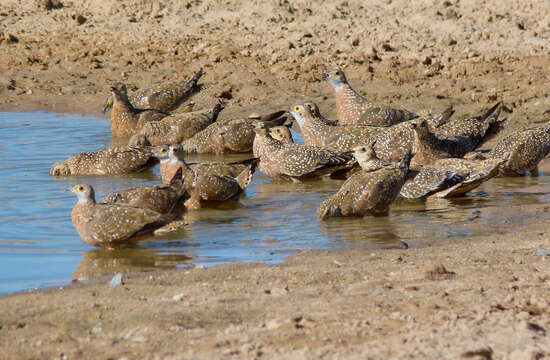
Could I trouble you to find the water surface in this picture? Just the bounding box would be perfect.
[1,112,549,295]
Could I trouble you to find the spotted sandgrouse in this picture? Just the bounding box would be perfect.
[317,148,412,219]
[128,102,224,146]
[252,124,355,182]
[435,102,505,157]
[110,86,169,138]
[71,184,170,247]
[102,70,203,113]
[290,103,384,151]
[326,68,417,126]
[400,157,504,199]
[182,110,287,154]
[99,168,188,215]
[485,124,550,176]
[369,106,454,163]
[50,146,158,176]
[153,145,256,209]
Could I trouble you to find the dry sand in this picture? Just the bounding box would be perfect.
[1,0,550,358]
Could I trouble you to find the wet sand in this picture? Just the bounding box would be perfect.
[1,0,550,358]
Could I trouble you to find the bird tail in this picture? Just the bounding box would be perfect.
[208,101,225,122]
[186,69,203,90]
[432,105,455,127]
[235,165,254,190]
[476,103,506,149]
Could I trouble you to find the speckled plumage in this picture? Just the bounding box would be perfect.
[290,103,384,152]
[110,86,169,138]
[372,107,455,163]
[71,184,170,247]
[102,70,203,113]
[400,166,462,199]
[50,146,158,176]
[303,102,339,126]
[486,124,550,176]
[400,157,503,199]
[410,119,457,166]
[181,119,249,154]
[352,143,391,172]
[153,145,256,209]
[435,103,505,156]
[410,104,505,167]
[99,169,188,215]
[129,102,224,146]
[252,126,355,182]
[127,134,152,147]
[326,69,417,126]
[318,150,412,219]
[182,111,288,154]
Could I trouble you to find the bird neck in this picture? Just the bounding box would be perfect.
[342,84,367,104]
[77,196,95,205]
[113,93,137,113]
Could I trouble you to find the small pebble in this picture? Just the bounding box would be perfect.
[370,289,382,296]
[172,293,185,301]
[109,273,123,287]
[534,250,550,256]
[91,323,102,334]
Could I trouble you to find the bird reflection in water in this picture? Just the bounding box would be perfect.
[72,246,194,281]
[318,216,403,247]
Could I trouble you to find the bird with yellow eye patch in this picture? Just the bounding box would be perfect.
[326,68,417,126]
[102,70,203,114]
[50,146,158,176]
[70,184,171,247]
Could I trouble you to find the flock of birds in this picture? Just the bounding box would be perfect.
[50,68,550,248]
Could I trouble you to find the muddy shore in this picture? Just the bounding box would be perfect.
[1,0,550,358]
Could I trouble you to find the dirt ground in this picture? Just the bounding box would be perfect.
[1,0,550,358]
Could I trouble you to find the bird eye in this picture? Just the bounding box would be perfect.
[159,148,167,154]
[332,72,340,78]
[294,106,301,112]
[78,186,84,191]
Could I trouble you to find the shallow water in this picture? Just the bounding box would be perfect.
[1,112,549,295]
